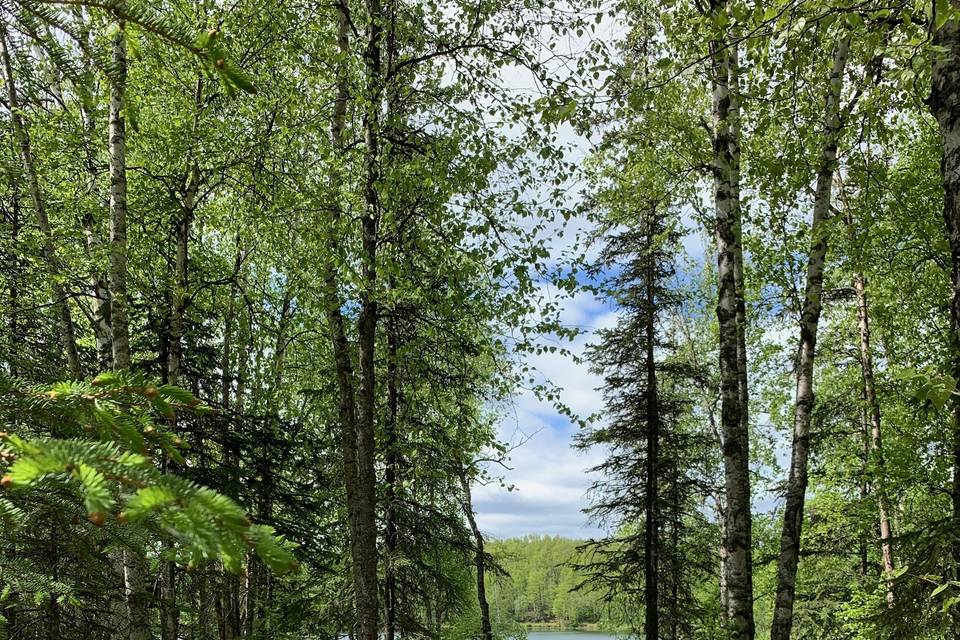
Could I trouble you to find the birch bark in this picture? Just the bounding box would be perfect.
[709,14,754,635]
[770,36,849,640]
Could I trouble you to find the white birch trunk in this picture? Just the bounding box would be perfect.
[770,36,849,640]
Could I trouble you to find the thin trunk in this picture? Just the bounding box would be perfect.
[710,10,753,636]
[83,213,113,369]
[220,569,240,640]
[78,31,112,370]
[854,273,895,603]
[198,572,214,640]
[384,314,399,640]
[354,0,385,636]
[161,171,191,640]
[107,25,148,640]
[460,471,493,640]
[244,560,256,638]
[166,176,194,386]
[219,250,241,640]
[221,291,234,406]
[858,404,870,578]
[108,25,131,372]
[930,16,960,637]
[123,548,149,640]
[770,36,849,640]
[160,560,178,640]
[644,241,660,640]
[161,76,202,640]
[7,178,20,376]
[0,26,81,378]
[669,462,681,640]
[168,76,202,387]
[326,8,362,631]
[47,531,61,640]
[247,290,291,637]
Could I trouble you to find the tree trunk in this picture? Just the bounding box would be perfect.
[323,2,380,638]
[249,289,291,637]
[384,313,399,640]
[124,548,150,640]
[460,471,493,640]
[160,559,178,640]
[197,571,214,640]
[161,72,205,640]
[77,30,112,371]
[858,405,870,578]
[82,213,113,369]
[930,13,960,637]
[221,248,240,409]
[108,25,131,372]
[669,461,681,640]
[354,0,385,637]
[219,247,242,640]
[166,173,194,386]
[6,176,20,377]
[770,36,849,640]
[853,273,896,604]
[728,37,749,452]
[709,11,753,636]
[644,241,660,640]
[107,24,149,640]
[0,25,81,378]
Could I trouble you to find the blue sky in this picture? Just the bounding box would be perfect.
[472,211,714,540]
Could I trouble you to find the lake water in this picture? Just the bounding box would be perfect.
[528,632,623,640]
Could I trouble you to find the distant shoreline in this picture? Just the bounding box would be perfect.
[521,623,603,632]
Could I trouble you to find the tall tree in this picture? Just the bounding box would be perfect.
[709,11,754,637]
[853,271,896,604]
[0,25,81,379]
[930,5,960,635]
[770,35,850,640]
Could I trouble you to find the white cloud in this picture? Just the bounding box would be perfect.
[474,287,614,539]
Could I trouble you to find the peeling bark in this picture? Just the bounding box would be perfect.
[108,25,131,373]
[710,14,753,636]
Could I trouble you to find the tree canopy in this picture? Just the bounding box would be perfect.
[0,0,960,639]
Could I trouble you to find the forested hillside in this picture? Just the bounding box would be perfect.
[2,0,960,639]
[486,537,611,628]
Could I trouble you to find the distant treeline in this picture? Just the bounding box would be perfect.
[485,536,628,628]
